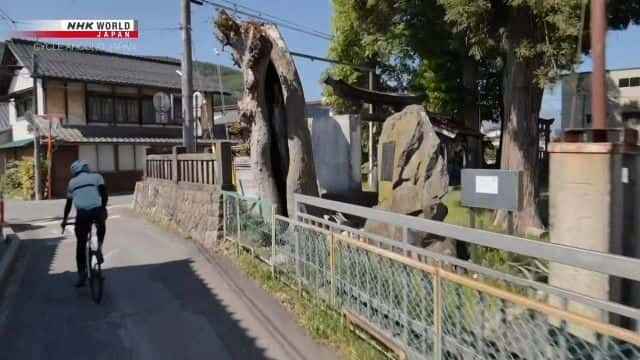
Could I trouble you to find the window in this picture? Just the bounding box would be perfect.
[623,111,640,124]
[87,94,114,123]
[78,145,98,171]
[118,145,135,171]
[114,97,139,123]
[630,77,640,87]
[97,145,116,172]
[142,98,155,124]
[15,96,33,117]
[79,144,146,173]
[135,145,146,170]
[619,78,630,88]
[172,95,182,124]
[585,114,592,124]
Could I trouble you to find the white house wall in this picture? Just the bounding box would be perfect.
[562,68,640,129]
[8,68,32,94]
[36,79,44,115]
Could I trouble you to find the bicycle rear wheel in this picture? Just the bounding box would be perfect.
[89,254,103,304]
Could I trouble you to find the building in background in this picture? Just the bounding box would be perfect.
[0,38,238,196]
[561,67,640,132]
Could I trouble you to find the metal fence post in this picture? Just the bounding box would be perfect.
[295,225,302,294]
[271,204,276,277]
[402,226,409,257]
[329,227,336,305]
[223,193,227,241]
[235,195,241,256]
[433,265,443,360]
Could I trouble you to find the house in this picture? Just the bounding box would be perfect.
[561,67,640,132]
[0,38,238,197]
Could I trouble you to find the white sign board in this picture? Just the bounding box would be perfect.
[475,176,499,195]
[461,169,521,210]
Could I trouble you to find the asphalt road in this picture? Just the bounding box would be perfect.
[0,196,336,360]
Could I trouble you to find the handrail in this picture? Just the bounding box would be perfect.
[294,194,640,282]
[177,153,216,161]
[295,212,640,322]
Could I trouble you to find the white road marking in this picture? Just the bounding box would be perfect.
[107,204,130,210]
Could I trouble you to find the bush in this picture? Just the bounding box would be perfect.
[1,156,47,199]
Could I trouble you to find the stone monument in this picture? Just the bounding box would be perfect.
[364,105,453,255]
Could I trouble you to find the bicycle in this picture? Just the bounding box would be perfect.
[62,221,104,304]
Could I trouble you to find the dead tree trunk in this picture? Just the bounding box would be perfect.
[216,11,318,216]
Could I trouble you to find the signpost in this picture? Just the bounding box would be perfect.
[461,169,522,235]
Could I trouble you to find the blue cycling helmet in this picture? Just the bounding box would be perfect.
[70,160,89,175]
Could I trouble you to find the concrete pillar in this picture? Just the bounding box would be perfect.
[548,128,640,337]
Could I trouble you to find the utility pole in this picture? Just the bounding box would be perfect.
[181,0,195,152]
[32,52,42,200]
[368,71,377,189]
[46,117,54,200]
[590,0,607,131]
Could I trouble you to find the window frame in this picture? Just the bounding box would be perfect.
[85,85,188,126]
[618,78,630,88]
[15,95,33,118]
[87,92,115,124]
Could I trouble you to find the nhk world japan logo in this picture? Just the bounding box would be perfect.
[18,20,138,39]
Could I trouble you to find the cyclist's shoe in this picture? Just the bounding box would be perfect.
[96,250,104,265]
[74,273,86,287]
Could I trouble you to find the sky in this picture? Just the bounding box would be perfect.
[2,0,640,123]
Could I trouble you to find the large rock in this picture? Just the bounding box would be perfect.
[364,105,453,255]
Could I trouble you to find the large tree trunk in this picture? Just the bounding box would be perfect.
[462,56,481,168]
[216,12,318,216]
[495,40,544,231]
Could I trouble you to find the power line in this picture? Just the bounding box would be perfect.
[214,0,331,39]
[198,0,332,41]
[0,7,17,28]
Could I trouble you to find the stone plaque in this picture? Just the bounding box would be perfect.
[381,141,395,181]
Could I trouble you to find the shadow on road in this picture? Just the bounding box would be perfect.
[0,237,271,360]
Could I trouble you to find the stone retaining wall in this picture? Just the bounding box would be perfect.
[133,179,223,252]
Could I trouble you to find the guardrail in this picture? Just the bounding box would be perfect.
[223,191,640,360]
[144,143,233,188]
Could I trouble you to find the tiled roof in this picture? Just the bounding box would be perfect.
[34,117,209,144]
[0,138,33,149]
[6,38,228,93]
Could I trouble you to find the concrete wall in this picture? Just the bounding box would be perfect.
[307,114,361,195]
[548,148,640,333]
[133,179,224,252]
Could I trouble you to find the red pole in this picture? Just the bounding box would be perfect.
[590,0,607,130]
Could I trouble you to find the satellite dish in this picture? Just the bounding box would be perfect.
[153,92,171,113]
[193,91,204,118]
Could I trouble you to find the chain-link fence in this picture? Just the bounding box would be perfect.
[222,192,640,360]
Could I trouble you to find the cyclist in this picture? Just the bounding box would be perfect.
[61,160,108,287]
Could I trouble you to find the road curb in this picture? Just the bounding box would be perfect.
[0,226,21,290]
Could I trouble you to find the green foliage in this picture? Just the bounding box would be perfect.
[1,157,47,200]
[325,0,500,116]
[438,0,640,87]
